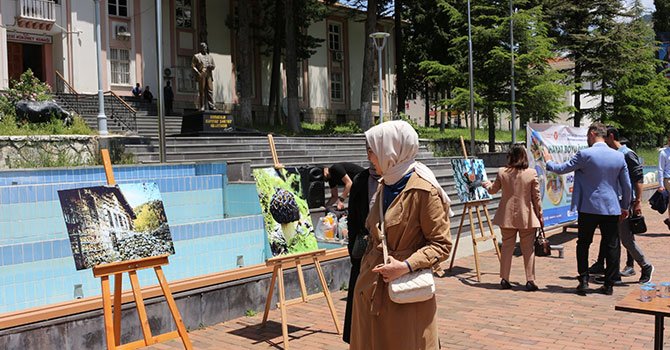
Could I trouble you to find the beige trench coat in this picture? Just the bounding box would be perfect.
[488,167,542,229]
[350,173,452,350]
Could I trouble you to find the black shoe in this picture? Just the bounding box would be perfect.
[501,279,512,290]
[598,285,614,295]
[664,218,670,230]
[639,265,654,284]
[593,276,624,286]
[576,276,589,295]
[620,265,636,277]
[526,281,539,292]
[588,262,606,275]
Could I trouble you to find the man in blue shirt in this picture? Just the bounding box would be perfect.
[545,123,632,295]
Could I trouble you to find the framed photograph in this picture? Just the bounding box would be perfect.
[253,167,318,257]
[451,158,492,203]
[58,183,174,270]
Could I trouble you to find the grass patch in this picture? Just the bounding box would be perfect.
[416,126,527,142]
[0,114,94,136]
[637,147,659,167]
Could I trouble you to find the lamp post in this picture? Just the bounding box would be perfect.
[509,0,517,144]
[370,32,390,124]
[155,0,166,163]
[93,0,108,135]
[467,0,476,155]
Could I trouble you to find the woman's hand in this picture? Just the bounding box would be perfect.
[372,256,411,283]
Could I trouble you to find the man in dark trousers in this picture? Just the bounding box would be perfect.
[323,162,364,210]
[164,80,174,115]
[545,122,632,295]
[589,126,654,284]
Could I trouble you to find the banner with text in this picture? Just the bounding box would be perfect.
[527,123,589,227]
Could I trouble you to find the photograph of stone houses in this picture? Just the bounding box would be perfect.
[57,183,174,270]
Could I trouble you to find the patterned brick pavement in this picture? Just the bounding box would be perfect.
[148,205,670,349]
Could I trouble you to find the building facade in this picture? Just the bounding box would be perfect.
[0,0,396,123]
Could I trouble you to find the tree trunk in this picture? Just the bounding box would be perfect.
[573,61,582,127]
[360,0,377,130]
[285,0,301,132]
[267,0,284,126]
[236,1,253,126]
[446,86,452,128]
[424,82,430,127]
[487,105,495,152]
[439,88,445,132]
[394,0,405,115]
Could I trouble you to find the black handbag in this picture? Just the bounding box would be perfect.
[534,227,551,257]
[629,215,647,234]
[350,234,368,259]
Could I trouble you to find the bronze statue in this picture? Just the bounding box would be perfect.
[192,42,216,110]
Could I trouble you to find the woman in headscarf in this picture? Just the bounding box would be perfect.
[350,120,453,350]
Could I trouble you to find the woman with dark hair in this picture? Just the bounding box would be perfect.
[484,145,543,291]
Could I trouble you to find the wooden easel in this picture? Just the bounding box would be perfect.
[448,137,501,281]
[261,249,341,349]
[94,149,192,350]
[262,136,341,349]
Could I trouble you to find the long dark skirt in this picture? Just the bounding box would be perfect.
[342,257,361,344]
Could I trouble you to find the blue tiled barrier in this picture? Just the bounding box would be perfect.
[0,162,269,314]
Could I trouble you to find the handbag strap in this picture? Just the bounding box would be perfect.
[537,226,546,239]
[378,190,390,265]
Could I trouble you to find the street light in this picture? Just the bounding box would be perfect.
[93,0,108,135]
[509,0,517,144]
[467,0,476,155]
[370,32,390,124]
[155,0,166,163]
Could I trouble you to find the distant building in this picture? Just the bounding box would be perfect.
[0,0,396,124]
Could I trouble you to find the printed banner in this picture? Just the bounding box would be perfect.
[527,123,589,226]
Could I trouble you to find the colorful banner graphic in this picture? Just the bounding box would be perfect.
[527,123,589,227]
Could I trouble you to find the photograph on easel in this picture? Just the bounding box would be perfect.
[253,167,318,256]
[58,183,175,270]
[451,158,492,203]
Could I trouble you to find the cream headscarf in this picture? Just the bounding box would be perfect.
[364,120,453,215]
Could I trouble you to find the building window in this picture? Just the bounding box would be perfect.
[177,55,197,93]
[108,0,128,17]
[110,48,130,85]
[331,72,343,101]
[328,23,341,51]
[176,0,193,28]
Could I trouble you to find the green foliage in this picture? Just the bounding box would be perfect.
[0,114,94,136]
[245,309,258,317]
[133,201,165,232]
[0,69,53,123]
[8,151,93,169]
[415,126,527,143]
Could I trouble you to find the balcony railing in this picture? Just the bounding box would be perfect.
[18,0,56,22]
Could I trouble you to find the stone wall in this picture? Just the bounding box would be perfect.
[0,135,143,169]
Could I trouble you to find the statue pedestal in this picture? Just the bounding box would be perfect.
[180,111,235,135]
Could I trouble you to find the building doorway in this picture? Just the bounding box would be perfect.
[7,42,45,83]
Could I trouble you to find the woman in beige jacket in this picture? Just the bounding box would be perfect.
[485,145,543,291]
[350,121,452,350]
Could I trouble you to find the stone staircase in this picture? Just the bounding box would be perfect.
[53,93,183,136]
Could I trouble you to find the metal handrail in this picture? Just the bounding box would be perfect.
[104,90,137,132]
[55,70,78,95]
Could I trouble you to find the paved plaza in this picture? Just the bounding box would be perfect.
[148,205,670,349]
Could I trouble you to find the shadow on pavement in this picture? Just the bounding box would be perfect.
[228,320,339,349]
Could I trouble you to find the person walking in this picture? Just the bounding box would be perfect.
[484,145,543,291]
[350,120,453,350]
[163,80,174,115]
[658,133,670,229]
[342,166,380,344]
[544,122,632,295]
[589,126,654,284]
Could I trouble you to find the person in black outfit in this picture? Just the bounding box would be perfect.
[142,86,154,103]
[323,162,364,210]
[164,80,174,115]
[343,166,380,344]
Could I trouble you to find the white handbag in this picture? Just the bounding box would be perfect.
[379,192,436,304]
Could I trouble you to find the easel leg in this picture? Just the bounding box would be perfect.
[295,261,308,302]
[277,265,290,349]
[128,271,155,346]
[262,265,279,326]
[155,266,193,350]
[467,206,482,282]
[113,273,123,346]
[482,205,501,260]
[101,276,116,350]
[449,206,468,271]
[313,257,342,335]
